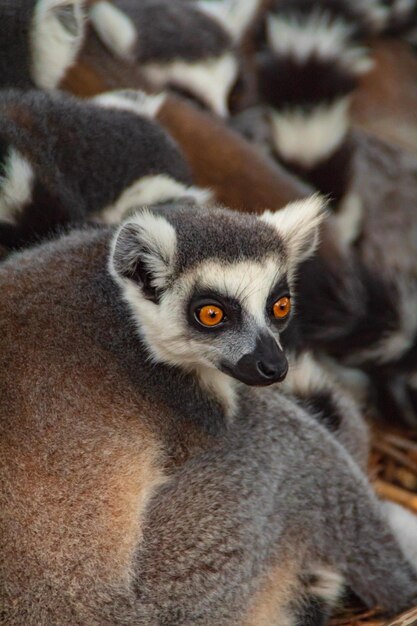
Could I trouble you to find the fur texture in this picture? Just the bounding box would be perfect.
[89,0,240,115]
[0,89,206,250]
[0,0,85,89]
[256,0,375,204]
[1,206,416,624]
[109,200,325,412]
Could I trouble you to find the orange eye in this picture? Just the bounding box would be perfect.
[197,304,224,327]
[273,296,291,320]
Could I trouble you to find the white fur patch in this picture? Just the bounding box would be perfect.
[261,195,327,268]
[283,352,333,397]
[197,0,261,40]
[266,13,373,75]
[90,0,137,61]
[333,192,363,246]
[92,90,166,118]
[142,53,238,117]
[98,175,212,225]
[0,149,34,223]
[270,99,350,168]
[110,209,177,293]
[307,566,344,605]
[361,2,391,32]
[196,258,286,324]
[30,0,86,89]
[195,365,237,418]
[382,501,417,574]
[283,350,368,419]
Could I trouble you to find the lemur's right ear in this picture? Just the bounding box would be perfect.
[261,195,328,264]
[110,211,177,303]
[31,0,86,89]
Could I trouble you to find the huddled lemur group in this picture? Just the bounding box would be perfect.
[1,1,417,625]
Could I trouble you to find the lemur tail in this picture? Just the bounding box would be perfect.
[257,0,379,206]
[378,0,417,44]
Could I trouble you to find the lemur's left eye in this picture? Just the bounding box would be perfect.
[196,305,224,327]
[273,296,291,320]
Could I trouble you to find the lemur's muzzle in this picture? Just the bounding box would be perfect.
[222,333,288,386]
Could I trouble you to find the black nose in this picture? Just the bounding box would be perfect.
[256,358,288,381]
[221,333,288,386]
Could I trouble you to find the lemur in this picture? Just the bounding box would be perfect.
[2,198,417,625]
[230,0,417,425]
[0,88,209,250]
[0,0,86,90]
[88,0,261,116]
[232,0,379,210]
[60,9,417,426]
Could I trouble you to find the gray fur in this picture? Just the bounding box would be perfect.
[0,0,35,88]
[104,0,231,64]
[0,89,194,249]
[150,204,286,272]
[281,353,370,470]
[1,206,416,624]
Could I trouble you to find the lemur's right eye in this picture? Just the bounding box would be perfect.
[272,296,291,320]
[196,305,224,327]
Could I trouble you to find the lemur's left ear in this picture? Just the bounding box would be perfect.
[110,210,177,303]
[31,0,86,89]
[261,195,328,264]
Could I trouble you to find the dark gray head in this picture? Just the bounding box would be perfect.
[109,198,326,408]
[0,0,85,90]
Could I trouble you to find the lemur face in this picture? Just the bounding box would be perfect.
[110,198,326,387]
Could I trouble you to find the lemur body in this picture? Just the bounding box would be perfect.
[0,89,209,250]
[0,0,85,90]
[1,200,416,625]
[89,0,260,115]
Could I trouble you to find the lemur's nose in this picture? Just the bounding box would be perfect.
[256,358,288,381]
[221,332,288,387]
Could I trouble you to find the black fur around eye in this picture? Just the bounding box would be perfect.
[187,293,240,332]
[266,279,291,325]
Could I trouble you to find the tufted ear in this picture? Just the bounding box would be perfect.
[261,195,328,264]
[110,211,177,303]
[30,0,86,89]
[90,0,137,61]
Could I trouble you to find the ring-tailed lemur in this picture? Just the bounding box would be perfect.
[0,0,86,90]
[0,88,210,250]
[89,0,261,116]
[230,0,417,425]
[1,197,416,625]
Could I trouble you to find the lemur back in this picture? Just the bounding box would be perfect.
[0,89,209,250]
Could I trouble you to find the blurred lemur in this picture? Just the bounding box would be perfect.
[1,198,416,625]
[0,89,209,250]
[0,0,86,90]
